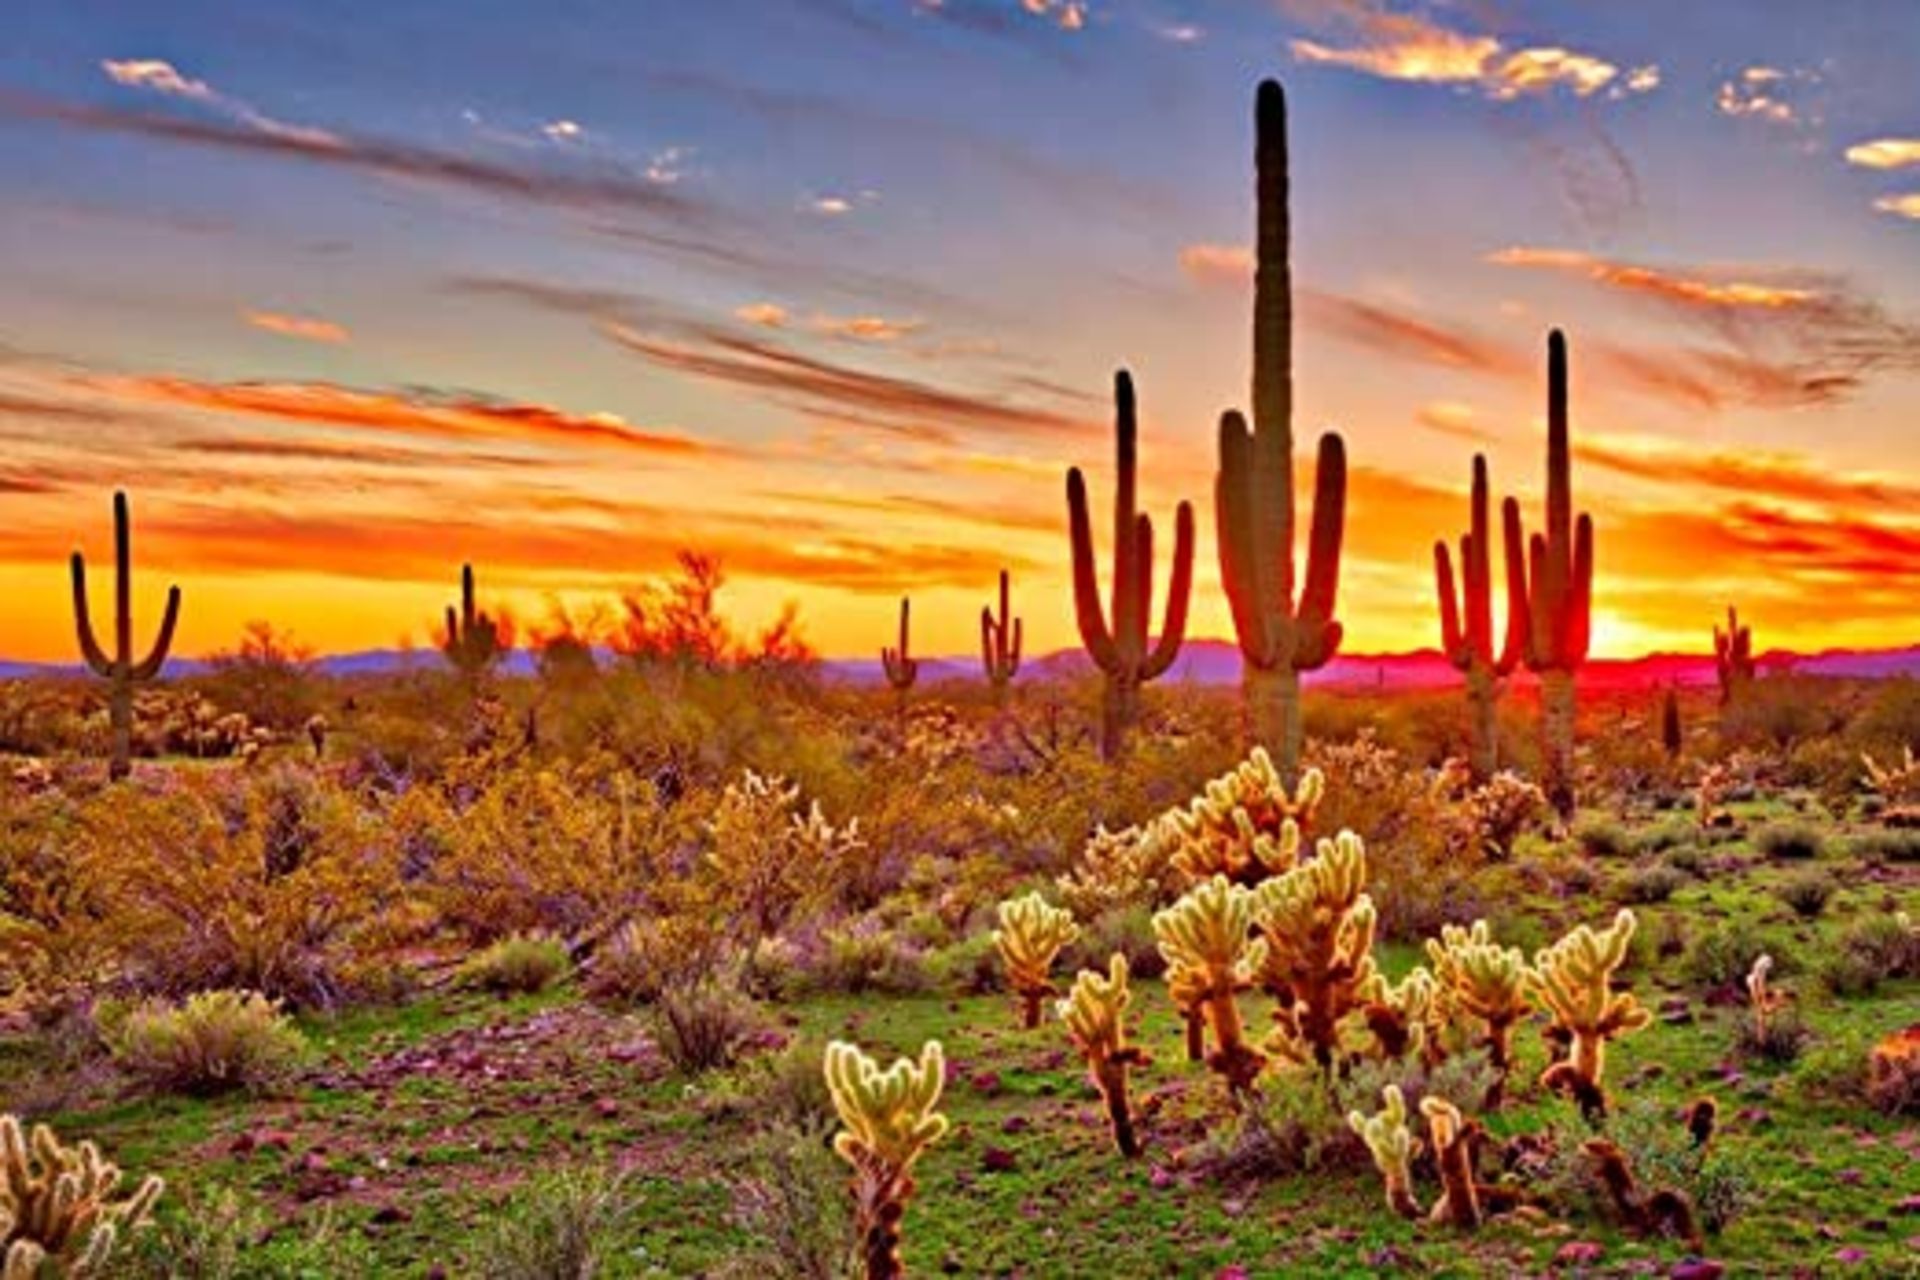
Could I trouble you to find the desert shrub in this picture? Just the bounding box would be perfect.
[197,622,324,735]
[1335,1050,1500,1131]
[1197,1087,1361,1184]
[1617,861,1686,904]
[1720,676,1841,750]
[124,1189,376,1279]
[418,761,647,943]
[469,1167,635,1280]
[651,981,768,1075]
[1683,920,1788,992]
[1572,816,1632,859]
[1867,1027,1920,1116]
[1066,904,1166,981]
[1849,829,1920,863]
[922,931,1000,995]
[101,989,307,1096]
[1774,872,1834,919]
[1599,1099,1761,1235]
[1632,819,1695,856]
[585,914,732,1006]
[1817,913,1920,997]
[459,933,572,995]
[801,919,930,996]
[1753,821,1824,861]
[1736,1004,1808,1064]
[1661,842,1708,878]
[717,1121,852,1280]
[704,769,866,940]
[1454,772,1546,860]
[705,1040,835,1131]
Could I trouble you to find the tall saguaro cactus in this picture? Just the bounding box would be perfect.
[1713,606,1753,705]
[71,491,180,781]
[881,596,918,704]
[1435,455,1525,778]
[442,563,502,679]
[1506,331,1594,819]
[979,569,1022,704]
[1067,370,1195,760]
[1216,78,1349,784]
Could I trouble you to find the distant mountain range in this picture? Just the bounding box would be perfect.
[5,640,1916,689]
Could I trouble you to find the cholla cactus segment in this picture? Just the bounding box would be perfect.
[1,1114,163,1278]
[1160,751,1323,887]
[1863,747,1920,806]
[1250,830,1379,1070]
[1348,1085,1421,1219]
[1426,919,1531,1082]
[1449,773,1545,861]
[1525,910,1651,1119]
[1355,966,1434,1064]
[993,893,1079,1028]
[1059,954,1148,1157]
[1152,877,1267,1090]
[1419,1096,1482,1229]
[824,1041,950,1280]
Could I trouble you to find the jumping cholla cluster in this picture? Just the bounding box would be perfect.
[1425,919,1532,1104]
[704,769,865,937]
[1862,746,1920,811]
[991,893,1079,1028]
[1054,822,1169,919]
[1,1115,163,1278]
[1157,751,1323,886]
[1152,876,1268,1088]
[1250,830,1380,1070]
[824,1040,950,1280]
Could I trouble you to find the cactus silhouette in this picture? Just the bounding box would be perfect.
[71,491,181,782]
[1435,455,1525,779]
[1067,370,1195,760]
[1661,687,1682,760]
[442,563,503,679]
[1216,78,1348,784]
[1506,330,1593,819]
[881,596,918,694]
[979,569,1021,704]
[1713,606,1753,705]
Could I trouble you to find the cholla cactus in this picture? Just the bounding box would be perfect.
[1419,1096,1481,1229]
[1055,823,1173,919]
[1525,909,1651,1123]
[1058,954,1149,1157]
[707,769,864,935]
[1426,919,1532,1103]
[1250,830,1379,1071]
[1695,763,1735,829]
[1152,876,1268,1091]
[992,894,1080,1028]
[1,1114,163,1278]
[1348,1085,1421,1220]
[1867,1023,1920,1116]
[1356,966,1435,1064]
[1745,953,1784,1044]
[1862,747,1920,807]
[1159,751,1323,887]
[1451,773,1545,861]
[825,1040,950,1280]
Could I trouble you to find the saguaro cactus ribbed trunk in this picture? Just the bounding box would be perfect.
[1067,370,1194,760]
[1713,606,1753,706]
[1435,455,1525,779]
[979,569,1021,706]
[1506,331,1594,819]
[71,491,181,781]
[1215,78,1348,785]
[881,596,918,721]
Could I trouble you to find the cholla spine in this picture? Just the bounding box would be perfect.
[1,1114,163,1278]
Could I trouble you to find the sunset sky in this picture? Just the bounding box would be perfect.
[2,0,1917,663]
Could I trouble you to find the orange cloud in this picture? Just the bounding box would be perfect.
[243,310,350,344]
[1178,242,1254,286]
[1874,193,1920,221]
[1575,432,1920,510]
[1487,247,1815,311]
[1414,401,1497,443]
[86,375,713,457]
[1300,291,1531,380]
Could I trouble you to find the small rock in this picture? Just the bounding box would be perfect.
[980,1147,1017,1173]
[1555,1241,1605,1267]
[1669,1261,1724,1280]
[369,1204,412,1226]
[1000,1114,1030,1135]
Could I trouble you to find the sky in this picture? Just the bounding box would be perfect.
[1,0,1917,663]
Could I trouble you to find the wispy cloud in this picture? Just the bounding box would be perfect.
[603,321,1093,444]
[1300,291,1532,380]
[1576,430,1920,510]
[1414,401,1497,443]
[1844,138,1920,170]
[734,301,924,343]
[85,376,714,458]
[100,57,340,146]
[243,310,350,345]
[1486,247,1817,311]
[1873,193,1920,221]
[1714,66,1818,129]
[1178,242,1254,286]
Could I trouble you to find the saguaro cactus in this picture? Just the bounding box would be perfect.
[1713,606,1753,705]
[979,570,1021,704]
[1216,78,1349,784]
[71,491,180,782]
[1067,370,1195,759]
[1506,331,1593,819]
[1435,455,1524,779]
[442,563,503,679]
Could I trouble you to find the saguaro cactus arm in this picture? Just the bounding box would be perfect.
[980,569,1022,685]
[70,492,181,681]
